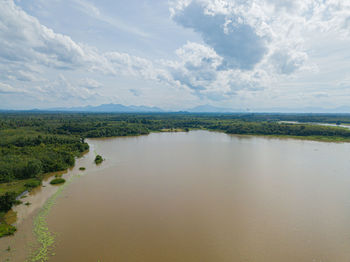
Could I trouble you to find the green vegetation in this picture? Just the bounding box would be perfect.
[2,112,350,236]
[30,175,76,262]
[0,192,17,212]
[0,192,18,237]
[94,155,103,164]
[0,223,16,237]
[0,178,40,196]
[79,167,86,171]
[50,178,66,185]
[25,179,42,188]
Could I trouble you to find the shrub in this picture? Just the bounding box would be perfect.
[94,155,103,164]
[50,178,66,185]
[79,167,86,171]
[24,179,41,188]
[0,192,17,212]
[0,223,17,238]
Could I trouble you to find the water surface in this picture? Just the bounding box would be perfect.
[4,130,350,261]
[47,131,350,261]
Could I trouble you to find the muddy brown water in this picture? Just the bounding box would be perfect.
[2,130,350,261]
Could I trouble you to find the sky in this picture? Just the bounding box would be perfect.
[1,0,350,111]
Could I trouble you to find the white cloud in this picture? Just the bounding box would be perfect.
[79,78,102,89]
[166,0,350,101]
[2,0,350,108]
[0,82,26,94]
[72,0,150,38]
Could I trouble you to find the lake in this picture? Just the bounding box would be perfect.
[3,130,350,261]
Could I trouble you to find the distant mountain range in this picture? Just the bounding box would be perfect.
[48,104,164,113]
[186,105,238,113]
[44,103,239,113]
[2,103,350,113]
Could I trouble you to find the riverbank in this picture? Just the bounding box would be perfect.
[0,143,98,261]
[0,147,89,238]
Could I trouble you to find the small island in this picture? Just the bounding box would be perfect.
[94,155,103,165]
[50,178,66,185]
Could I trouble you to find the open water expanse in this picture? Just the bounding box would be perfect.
[2,130,350,261]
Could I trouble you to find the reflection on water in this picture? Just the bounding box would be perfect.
[4,130,350,261]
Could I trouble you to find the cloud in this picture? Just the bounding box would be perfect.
[163,42,270,100]
[0,1,83,67]
[313,92,329,98]
[172,1,268,70]
[79,78,102,89]
[0,82,26,94]
[34,75,100,102]
[129,89,142,96]
[165,0,350,101]
[72,0,150,38]
[0,0,157,102]
[2,0,350,107]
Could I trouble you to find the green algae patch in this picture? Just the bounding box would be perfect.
[29,175,80,262]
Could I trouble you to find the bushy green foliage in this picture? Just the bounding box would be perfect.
[50,178,66,185]
[24,179,41,188]
[79,167,86,170]
[94,155,103,164]
[0,130,89,183]
[0,192,17,212]
[0,223,16,237]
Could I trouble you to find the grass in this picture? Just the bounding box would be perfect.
[0,223,16,237]
[49,178,66,185]
[24,179,42,188]
[0,178,39,196]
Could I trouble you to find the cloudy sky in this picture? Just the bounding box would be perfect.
[1,0,350,110]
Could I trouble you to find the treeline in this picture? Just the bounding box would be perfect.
[0,129,88,183]
[210,121,350,137]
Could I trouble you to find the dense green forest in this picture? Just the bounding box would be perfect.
[1,112,350,232]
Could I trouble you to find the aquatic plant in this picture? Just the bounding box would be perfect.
[79,167,86,171]
[30,175,74,261]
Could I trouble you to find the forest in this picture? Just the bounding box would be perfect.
[1,112,350,224]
